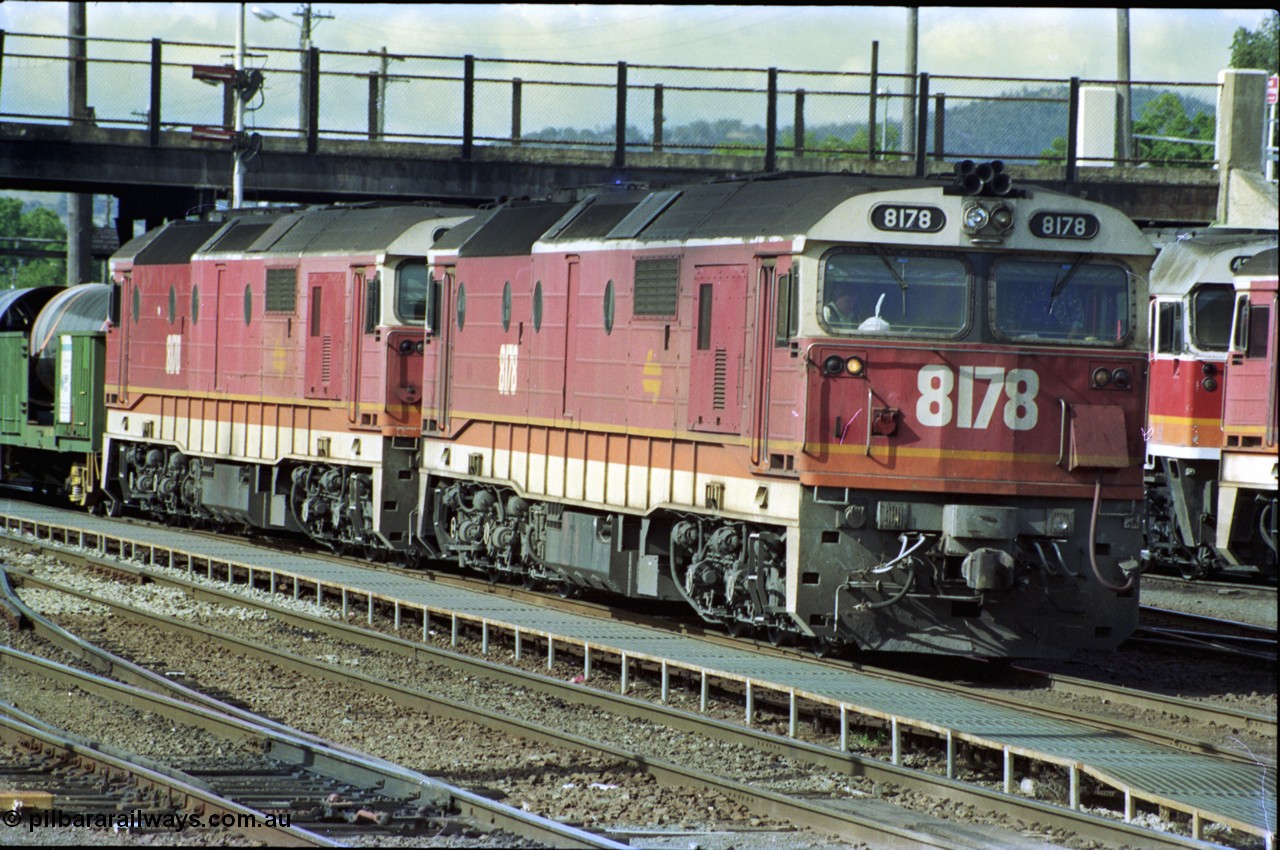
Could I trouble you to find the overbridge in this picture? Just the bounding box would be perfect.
[0,120,1226,236]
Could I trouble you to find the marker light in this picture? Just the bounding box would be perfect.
[1111,368,1131,389]
[844,356,866,377]
[1092,367,1112,388]
[963,204,990,231]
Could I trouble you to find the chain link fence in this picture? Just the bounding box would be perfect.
[0,29,1236,171]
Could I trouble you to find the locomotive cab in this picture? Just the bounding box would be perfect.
[793,178,1152,656]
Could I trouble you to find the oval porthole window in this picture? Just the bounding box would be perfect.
[502,281,512,331]
[243,284,252,326]
[456,283,467,331]
[131,286,140,324]
[168,284,176,325]
[191,286,199,325]
[603,279,615,335]
[532,281,543,332]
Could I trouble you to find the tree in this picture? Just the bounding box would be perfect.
[1230,11,1279,74]
[1038,135,1068,167]
[0,197,68,288]
[1132,93,1215,167]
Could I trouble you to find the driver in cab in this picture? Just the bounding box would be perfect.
[823,282,859,328]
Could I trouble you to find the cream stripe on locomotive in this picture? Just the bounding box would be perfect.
[105,409,381,466]
[421,435,802,525]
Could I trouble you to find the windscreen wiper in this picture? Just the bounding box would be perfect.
[1049,254,1086,307]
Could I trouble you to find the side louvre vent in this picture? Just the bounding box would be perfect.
[713,349,727,409]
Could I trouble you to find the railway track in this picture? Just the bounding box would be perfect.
[40,509,1278,745]
[1133,605,1278,663]
[0,573,628,849]
[0,566,1054,850]
[0,704,339,847]
[2,539,1267,849]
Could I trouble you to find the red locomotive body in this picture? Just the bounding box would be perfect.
[416,171,1156,657]
[1219,248,1278,569]
[104,205,472,553]
[1142,230,1276,576]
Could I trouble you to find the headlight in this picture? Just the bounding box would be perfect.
[414,340,425,355]
[399,339,414,354]
[990,205,1013,231]
[844,356,866,377]
[1111,368,1131,389]
[1091,367,1111,388]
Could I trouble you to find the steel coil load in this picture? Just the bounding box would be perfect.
[0,286,62,333]
[29,284,111,395]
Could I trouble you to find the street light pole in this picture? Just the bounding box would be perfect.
[298,3,312,135]
[252,4,332,136]
[233,4,245,208]
[369,46,406,140]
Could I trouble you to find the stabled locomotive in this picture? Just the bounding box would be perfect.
[1219,248,1278,572]
[104,203,474,554]
[1144,229,1276,577]
[415,167,1156,658]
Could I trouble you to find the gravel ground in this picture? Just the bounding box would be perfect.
[1,542,1276,849]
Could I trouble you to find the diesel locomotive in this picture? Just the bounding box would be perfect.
[1,168,1172,658]
[1219,248,1278,572]
[413,167,1156,657]
[1144,229,1277,578]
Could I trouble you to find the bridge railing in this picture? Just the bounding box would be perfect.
[0,29,1224,175]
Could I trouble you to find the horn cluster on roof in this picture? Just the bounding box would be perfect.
[954,160,1013,196]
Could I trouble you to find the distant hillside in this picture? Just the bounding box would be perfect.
[524,85,1217,163]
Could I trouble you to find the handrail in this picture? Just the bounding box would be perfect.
[1057,397,1069,467]
[865,385,875,458]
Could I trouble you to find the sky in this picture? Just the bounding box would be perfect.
[0,3,1272,83]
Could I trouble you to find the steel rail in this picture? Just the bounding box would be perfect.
[0,572,969,850]
[6,518,1272,764]
[1,507,1274,844]
[0,574,629,850]
[1008,666,1276,740]
[4,568,1232,850]
[0,681,338,847]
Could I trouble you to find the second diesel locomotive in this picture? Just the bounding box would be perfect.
[0,169,1161,659]
[104,203,475,552]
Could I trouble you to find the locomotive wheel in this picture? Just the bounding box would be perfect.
[811,636,840,658]
[557,580,579,599]
[767,625,794,647]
